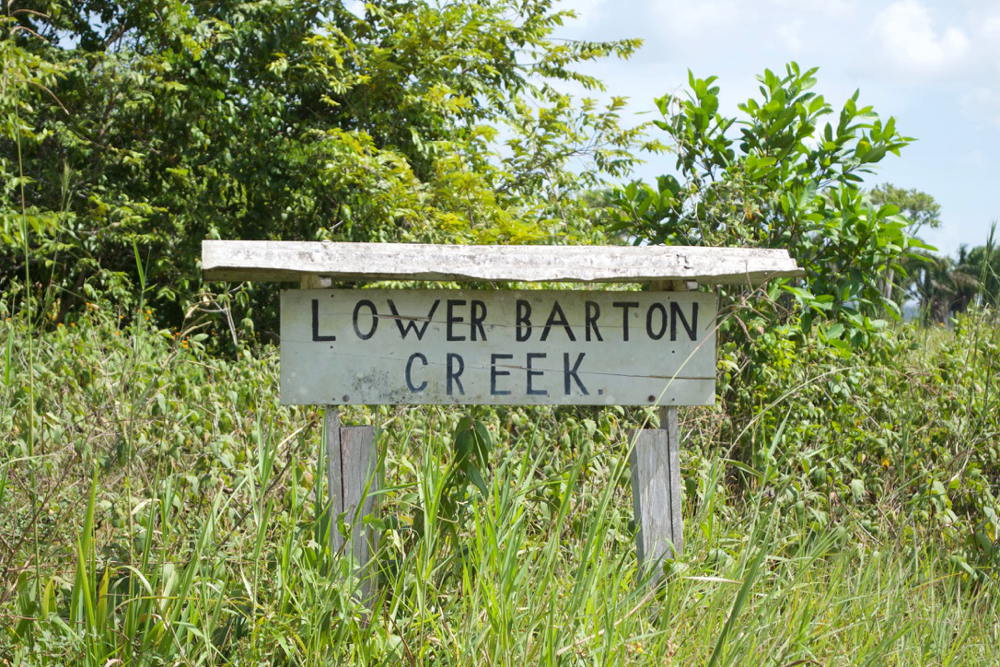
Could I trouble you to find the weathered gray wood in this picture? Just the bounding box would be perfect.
[629,415,683,568]
[339,426,377,568]
[281,288,717,406]
[324,408,344,552]
[324,408,378,598]
[203,240,803,285]
[300,274,332,289]
[627,278,687,573]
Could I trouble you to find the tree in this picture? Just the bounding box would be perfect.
[905,224,999,321]
[960,226,1000,309]
[1,1,645,331]
[908,252,976,323]
[868,184,941,305]
[606,63,929,345]
[870,184,941,238]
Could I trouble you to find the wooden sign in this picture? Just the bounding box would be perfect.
[280,288,717,406]
[206,241,802,576]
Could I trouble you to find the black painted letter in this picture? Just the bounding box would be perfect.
[584,301,602,342]
[526,352,548,396]
[405,353,428,392]
[540,301,576,342]
[389,299,438,340]
[446,299,467,341]
[352,299,378,340]
[471,300,488,341]
[515,300,532,342]
[646,302,668,340]
[563,353,588,395]
[446,353,465,395]
[670,301,698,341]
[612,301,639,341]
[311,299,336,342]
[490,353,512,396]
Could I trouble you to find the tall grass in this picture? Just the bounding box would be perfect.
[2,305,999,663]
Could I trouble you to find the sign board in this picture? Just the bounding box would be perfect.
[280,289,717,406]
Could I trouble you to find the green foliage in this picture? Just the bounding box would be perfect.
[870,183,942,237]
[3,296,1000,662]
[452,415,492,498]
[866,183,942,307]
[905,227,999,322]
[1,0,645,331]
[706,307,1000,580]
[963,226,1000,309]
[606,63,931,342]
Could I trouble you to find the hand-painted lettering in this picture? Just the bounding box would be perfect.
[284,288,716,406]
[540,301,575,342]
[515,299,532,342]
[490,353,513,395]
[671,301,698,341]
[612,301,639,341]
[446,299,466,341]
[446,352,465,395]
[646,302,668,340]
[563,352,588,395]
[352,299,378,340]
[471,300,487,341]
[388,298,439,340]
[584,301,602,342]
[311,299,336,341]
[405,352,428,392]
[526,352,547,396]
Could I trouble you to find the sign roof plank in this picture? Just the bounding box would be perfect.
[202,240,802,285]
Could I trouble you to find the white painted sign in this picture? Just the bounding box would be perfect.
[280,289,717,406]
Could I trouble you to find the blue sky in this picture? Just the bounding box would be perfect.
[555,0,1000,256]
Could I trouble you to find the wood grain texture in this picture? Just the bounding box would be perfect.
[324,409,378,600]
[203,240,802,285]
[629,415,683,568]
[324,408,343,552]
[339,426,377,570]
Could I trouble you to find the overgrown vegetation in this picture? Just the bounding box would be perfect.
[2,0,645,332]
[605,63,929,346]
[4,1,1000,664]
[2,294,998,663]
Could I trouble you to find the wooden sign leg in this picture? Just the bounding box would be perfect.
[630,405,683,573]
[324,407,378,599]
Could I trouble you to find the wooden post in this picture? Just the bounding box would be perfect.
[324,408,378,597]
[304,275,378,598]
[629,412,683,566]
[629,280,696,572]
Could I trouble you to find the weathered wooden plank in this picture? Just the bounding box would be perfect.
[203,240,802,285]
[339,426,377,568]
[628,280,688,571]
[629,416,683,568]
[281,288,717,406]
[324,411,378,599]
[324,408,344,552]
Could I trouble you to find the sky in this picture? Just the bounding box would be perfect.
[554,0,1000,256]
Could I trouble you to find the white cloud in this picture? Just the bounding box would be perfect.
[768,0,856,18]
[873,0,969,76]
[776,19,805,53]
[961,87,1000,130]
[648,0,744,40]
[971,9,1000,76]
